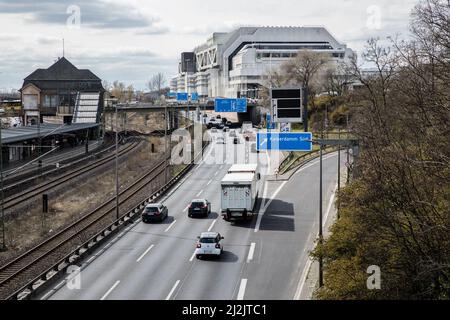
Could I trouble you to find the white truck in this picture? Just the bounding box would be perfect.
[221,164,261,221]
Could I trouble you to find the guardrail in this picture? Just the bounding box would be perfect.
[6,140,210,300]
[279,146,338,176]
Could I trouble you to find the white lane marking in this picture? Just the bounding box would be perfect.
[323,185,337,227]
[40,290,54,300]
[189,251,196,262]
[207,219,217,232]
[136,244,155,263]
[214,171,219,176]
[164,220,177,232]
[196,189,204,197]
[206,179,212,186]
[166,280,180,300]
[247,243,256,263]
[100,281,120,300]
[183,205,189,212]
[294,257,313,300]
[237,279,248,300]
[255,181,287,232]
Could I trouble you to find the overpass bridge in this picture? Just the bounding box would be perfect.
[103,102,264,126]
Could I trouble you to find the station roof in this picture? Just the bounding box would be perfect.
[1,123,99,144]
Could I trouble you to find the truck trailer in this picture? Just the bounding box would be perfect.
[221,164,261,221]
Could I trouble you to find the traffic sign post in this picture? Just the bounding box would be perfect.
[191,92,199,102]
[177,92,189,102]
[256,132,313,151]
[214,98,247,113]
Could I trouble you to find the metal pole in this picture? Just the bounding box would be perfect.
[0,117,5,251]
[115,105,119,220]
[164,104,168,184]
[337,128,341,219]
[319,142,324,288]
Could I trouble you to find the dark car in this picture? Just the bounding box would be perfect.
[188,199,211,218]
[142,203,168,223]
[233,137,239,144]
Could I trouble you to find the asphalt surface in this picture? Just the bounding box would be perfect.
[38,125,342,300]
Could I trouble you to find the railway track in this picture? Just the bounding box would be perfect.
[0,155,170,299]
[1,137,142,212]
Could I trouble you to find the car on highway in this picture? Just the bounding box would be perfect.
[223,126,230,132]
[142,203,168,223]
[195,232,224,259]
[216,115,222,119]
[229,130,236,137]
[188,199,211,218]
[211,127,217,133]
[216,136,226,144]
[233,137,239,144]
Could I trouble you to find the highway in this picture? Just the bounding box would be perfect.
[37,125,342,300]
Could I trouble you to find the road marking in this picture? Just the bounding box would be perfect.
[247,243,256,263]
[183,205,189,212]
[164,220,177,232]
[207,219,217,232]
[294,257,313,300]
[237,279,247,300]
[40,290,54,300]
[166,280,180,300]
[323,185,337,227]
[196,189,204,197]
[100,281,120,300]
[214,171,219,176]
[206,179,212,186]
[136,244,155,262]
[255,181,287,232]
[189,251,196,262]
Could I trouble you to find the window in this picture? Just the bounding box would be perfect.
[262,52,271,58]
[42,95,58,108]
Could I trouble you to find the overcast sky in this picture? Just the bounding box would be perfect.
[0,0,419,91]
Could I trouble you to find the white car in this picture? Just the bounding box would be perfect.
[195,232,224,259]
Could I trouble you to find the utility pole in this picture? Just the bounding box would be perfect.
[164,104,168,184]
[0,109,5,251]
[115,104,119,220]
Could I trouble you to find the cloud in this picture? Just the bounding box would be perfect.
[0,0,165,31]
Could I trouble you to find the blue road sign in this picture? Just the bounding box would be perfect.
[167,92,177,98]
[191,92,199,101]
[266,114,275,130]
[257,132,313,151]
[215,98,247,113]
[177,92,189,101]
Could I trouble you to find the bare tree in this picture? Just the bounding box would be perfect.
[148,73,167,96]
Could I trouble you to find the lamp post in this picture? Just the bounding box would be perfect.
[0,108,5,250]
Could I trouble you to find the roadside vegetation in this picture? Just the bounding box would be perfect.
[309,0,449,299]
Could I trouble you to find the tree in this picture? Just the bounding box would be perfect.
[148,73,167,96]
[311,0,450,300]
[281,50,331,98]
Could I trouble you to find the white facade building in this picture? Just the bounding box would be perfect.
[171,26,355,99]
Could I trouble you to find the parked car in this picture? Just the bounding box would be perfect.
[195,232,224,259]
[142,203,168,223]
[188,199,211,218]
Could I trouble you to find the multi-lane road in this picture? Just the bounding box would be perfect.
[38,125,342,300]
